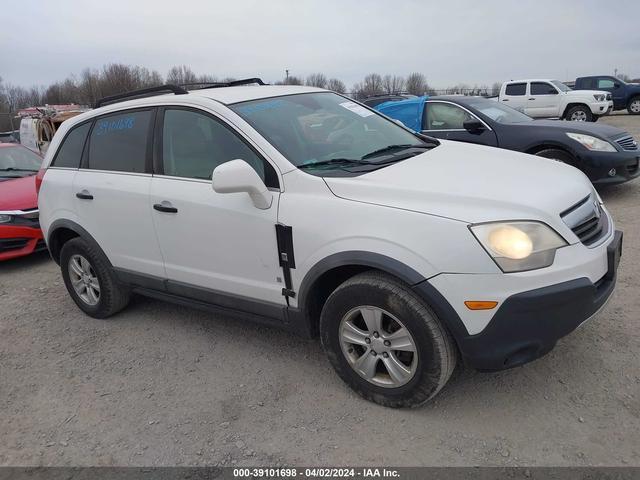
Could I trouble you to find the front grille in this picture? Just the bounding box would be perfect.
[0,238,29,252]
[615,134,638,151]
[560,194,609,247]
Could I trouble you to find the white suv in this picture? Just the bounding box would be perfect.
[38,80,622,407]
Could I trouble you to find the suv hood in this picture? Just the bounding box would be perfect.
[0,175,38,211]
[323,141,593,225]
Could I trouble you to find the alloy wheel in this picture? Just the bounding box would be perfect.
[630,100,640,114]
[68,254,101,306]
[339,306,418,388]
[570,110,587,121]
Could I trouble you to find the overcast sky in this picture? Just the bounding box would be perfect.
[3,0,639,89]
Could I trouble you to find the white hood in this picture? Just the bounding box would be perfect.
[323,141,594,228]
[565,89,609,98]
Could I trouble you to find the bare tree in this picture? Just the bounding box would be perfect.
[382,75,405,94]
[353,73,384,99]
[491,82,501,96]
[405,72,429,96]
[306,73,327,88]
[166,65,198,85]
[327,78,346,93]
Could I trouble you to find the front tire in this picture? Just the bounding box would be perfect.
[60,237,130,318]
[565,105,593,122]
[628,97,640,115]
[320,272,457,408]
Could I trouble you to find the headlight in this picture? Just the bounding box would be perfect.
[470,222,567,273]
[0,214,12,224]
[566,132,616,152]
[594,94,605,102]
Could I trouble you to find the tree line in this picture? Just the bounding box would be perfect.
[0,63,501,131]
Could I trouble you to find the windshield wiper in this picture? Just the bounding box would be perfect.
[361,143,433,160]
[0,168,38,172]
[298,158,379,169]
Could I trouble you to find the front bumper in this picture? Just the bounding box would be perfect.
[589,101,613,115]
[578,149,640,185]
[419,230,622,371]
[0,225,45,261]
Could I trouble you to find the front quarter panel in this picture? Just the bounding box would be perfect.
[278,169,499,309]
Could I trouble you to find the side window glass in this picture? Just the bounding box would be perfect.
[161,109,277,187]
[531,82,557,95]
[597,79,615,89]
[505,83,526,96]
[88,110,152,173]
[51,122,91,168]
[425,103,473,130]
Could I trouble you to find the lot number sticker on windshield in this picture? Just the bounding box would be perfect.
[340,101,374,117]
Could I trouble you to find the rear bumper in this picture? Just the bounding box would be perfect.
[0,225,45,261]
[579,149,640,185]
[414,231,622,371]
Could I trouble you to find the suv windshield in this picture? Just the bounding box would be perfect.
[0,146,42,177]
[551,80,571,92]
[230,92,431,174]
[467,100,533,124]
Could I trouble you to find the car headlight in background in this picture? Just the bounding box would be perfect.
[470,222,568,272]
[593,94,606,102]
[566,132,616,152]
[0,214,12,224]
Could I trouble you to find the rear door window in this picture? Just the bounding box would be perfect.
[87,110,153,173]
[52,122,91,168]
[505,83,526,96]
[597,79,616,89]
[530,82,557,95]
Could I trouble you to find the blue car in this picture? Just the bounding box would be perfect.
[373,95,640,185]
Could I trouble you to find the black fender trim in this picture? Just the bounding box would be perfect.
[47,219,113,267]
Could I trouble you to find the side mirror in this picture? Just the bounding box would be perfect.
[614,83,621,89]
[212,159,272,210]
[463,118,484,132]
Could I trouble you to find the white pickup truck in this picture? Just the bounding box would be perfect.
[499,79,613,122]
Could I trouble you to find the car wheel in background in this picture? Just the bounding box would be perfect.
[628,97,640,115]
[320,271,457,408]
[534,148,576,166]
[565,105,593,122]
[60,237,130,318]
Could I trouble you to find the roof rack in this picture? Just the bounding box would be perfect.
[180,77,267,90]
[94,84,188,108]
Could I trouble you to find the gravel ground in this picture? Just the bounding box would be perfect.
[1,115,639,467]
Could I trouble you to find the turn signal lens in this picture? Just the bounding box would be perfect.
[464,301,498,310]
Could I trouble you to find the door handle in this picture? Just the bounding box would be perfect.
[528,98,535,100]
[76,190,93,200]
[153,202,178,213]
[502,99,509,101]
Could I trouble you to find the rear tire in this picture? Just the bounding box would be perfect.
[628,97,640,115]
[320,271,457,408]
[60,237,130,318]
[565,105,593,122]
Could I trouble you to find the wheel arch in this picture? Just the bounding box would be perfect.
[561,102,590,119]
[296,251,429,338]
[47,219,111,267]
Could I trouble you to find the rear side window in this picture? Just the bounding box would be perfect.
[88,110,152,173]
[51,123,90,168]
[597,79,615,89]
[505,83,526,96]
[530,82,557,95]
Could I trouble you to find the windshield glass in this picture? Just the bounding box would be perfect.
[230,92,427,171]
[551,80,571,92]
[467,100,533,124]
[0,146,42,177]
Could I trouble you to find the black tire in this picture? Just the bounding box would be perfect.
[534,148,576,166]
[319,271,457,408]
[60,237,130,318]
[565,105,593,122]
[628,96,640,115]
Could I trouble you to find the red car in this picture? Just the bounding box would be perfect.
[0,144,46,261]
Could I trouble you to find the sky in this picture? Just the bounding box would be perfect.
[2,0,640,89]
